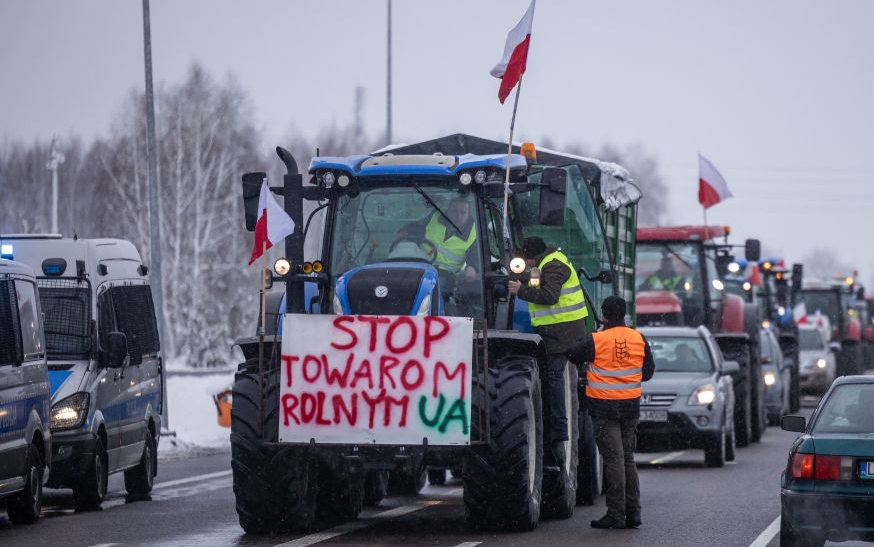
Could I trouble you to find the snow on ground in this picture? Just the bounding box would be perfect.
[157,359,235,461]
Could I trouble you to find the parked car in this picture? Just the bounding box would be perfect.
[780,375,874,547]
[760,327,790,425]
[797,323,837,396]
[636,326,739,467]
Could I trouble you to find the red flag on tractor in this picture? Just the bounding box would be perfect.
[490,0,536,104]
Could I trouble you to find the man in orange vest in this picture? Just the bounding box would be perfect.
[567,295,655,530]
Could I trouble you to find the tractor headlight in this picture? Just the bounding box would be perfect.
[274,258,291,276]
[509,257,526,274]
[51,392,90,430]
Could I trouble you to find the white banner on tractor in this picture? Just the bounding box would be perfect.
[278,314,474,445]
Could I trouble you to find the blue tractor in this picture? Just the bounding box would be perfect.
[231,134,641,533]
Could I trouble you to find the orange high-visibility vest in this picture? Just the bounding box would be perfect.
[586,327,646,401]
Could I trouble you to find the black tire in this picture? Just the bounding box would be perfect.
[231,361,318,533]
[749,352,766,443]
[463,355,543,532]
[734,375,752,447]
[724,415,736,462]
[124,432,156,499]
[704,428,726,468]
[363,470,389,506]
[6,445,43,524]
[319,469,364,519]
[541,360,579,520]
[387,466,426,495]
[74,436,108,510]
[576,408,602,505]
[428,468,447,486]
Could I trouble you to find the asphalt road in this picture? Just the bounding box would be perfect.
[1,395,867,547]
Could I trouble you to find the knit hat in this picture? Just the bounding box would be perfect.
[521,236,548,259]
[600,296,627,322]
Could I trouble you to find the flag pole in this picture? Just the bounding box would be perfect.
[702,205,709,240]
[257,238,266,438]
[502,75,524,240]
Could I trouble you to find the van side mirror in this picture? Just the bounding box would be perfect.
[538,167,567,226]
[102,331,130,369]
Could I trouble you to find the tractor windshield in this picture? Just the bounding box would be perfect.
[327,185,485,318]
[636,241,720,327]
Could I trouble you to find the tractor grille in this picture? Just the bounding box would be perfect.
[345,267,425,315]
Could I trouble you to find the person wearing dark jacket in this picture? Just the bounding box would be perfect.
[567,295,655,530]
[508,236,588,469]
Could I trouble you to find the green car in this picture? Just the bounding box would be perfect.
[780,375,874,547]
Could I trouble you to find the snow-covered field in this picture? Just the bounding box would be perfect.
[157,361,235,461]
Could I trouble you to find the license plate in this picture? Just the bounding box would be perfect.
[860,461,874,479]
[639,410,668,422]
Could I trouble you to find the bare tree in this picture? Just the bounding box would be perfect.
[94,63,262,366]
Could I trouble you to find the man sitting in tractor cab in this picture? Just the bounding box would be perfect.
[639,256,683,291]
[394,196,480,315]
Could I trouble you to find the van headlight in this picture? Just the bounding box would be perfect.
[688,384,716,405]
[51,392,90,430]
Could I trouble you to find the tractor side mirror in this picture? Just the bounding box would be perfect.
[242,172,266,231]
[744,239,761,262]
[538,167,567,226]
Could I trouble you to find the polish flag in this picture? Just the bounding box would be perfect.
[793,301,808,325]
[490,0,536,104]
[249,178,295,265]
[698,153,733,209]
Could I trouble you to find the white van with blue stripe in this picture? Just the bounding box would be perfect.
[0,235,162,509]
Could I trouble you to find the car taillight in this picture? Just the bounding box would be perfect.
[791,453,814,479]
[790,453,853,480]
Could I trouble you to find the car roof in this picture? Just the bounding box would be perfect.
[639,326,708,339]
[831,375,874,387]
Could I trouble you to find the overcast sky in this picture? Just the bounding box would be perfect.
[3,0,874,285]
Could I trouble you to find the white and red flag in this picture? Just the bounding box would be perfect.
[490,0,536,104]
[248,178,295,265]
[698,153,733,209]
[793,301,808,325]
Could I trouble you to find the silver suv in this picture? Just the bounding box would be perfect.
[0,258,51,524]
[636,326,740,467]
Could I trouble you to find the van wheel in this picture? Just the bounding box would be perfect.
[125,432,157,499]
[7,445,43,524]
[75,437,108,510]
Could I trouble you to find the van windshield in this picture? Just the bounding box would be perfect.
[36,278,92,359]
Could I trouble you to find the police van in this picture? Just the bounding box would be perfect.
[0,235,163,509]
[0,257,51,524]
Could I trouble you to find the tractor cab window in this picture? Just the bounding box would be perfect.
[328,185,484,318]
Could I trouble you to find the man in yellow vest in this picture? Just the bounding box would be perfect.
[567,296,655,530]
[639,256,683,291]
[394,196,479,313]
[508,236,588,471]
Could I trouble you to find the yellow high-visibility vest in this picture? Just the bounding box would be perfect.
[528,250,588,327]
